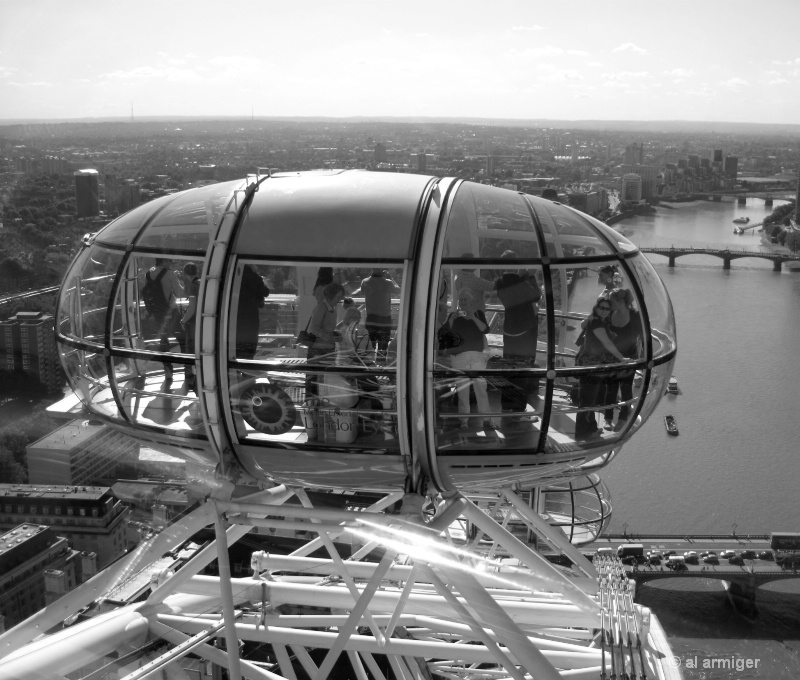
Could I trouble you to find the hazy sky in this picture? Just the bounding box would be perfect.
[2,0,799,124]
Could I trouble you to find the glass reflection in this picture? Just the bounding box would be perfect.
[57,245,122,345]
[443,183,539,259]
[227,262,402,453]
[628,255,676,358]
[230,366,399,450]
[136,180,242,252]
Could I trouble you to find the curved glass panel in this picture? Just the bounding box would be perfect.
[626,358,676,439]
[137,180,242,252]
[627,254,676,359]
[111,255,200,360]
[435,243,545,451]
[119,368,203,434]
[442,183,539,259]
[529,199,616,258]
[57,245,123,346]
[596,221,638,253]
[229,367,399,451]
[227,262,403,454]
[91,198,168,247]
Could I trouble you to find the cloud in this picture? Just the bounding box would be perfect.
[663,67,695,81]
[513,46,589,59]
[612,43,647,54]
[586,61,603,67]
[602,71,649,81]
[99,64,205,84]
[7,81,52,88]
[720,77,749,90]
[535,63,584,83]
[512,25,544,31]
[771,57,800,65]
[0,66,18,78]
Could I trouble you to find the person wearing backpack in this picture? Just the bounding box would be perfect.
[142,258,183,382]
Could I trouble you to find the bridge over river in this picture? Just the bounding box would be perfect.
[584,533,799,615]
[641,246,800,271]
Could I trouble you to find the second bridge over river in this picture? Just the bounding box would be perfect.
[641,246,800,271]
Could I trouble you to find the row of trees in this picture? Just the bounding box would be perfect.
[764,201,798,252]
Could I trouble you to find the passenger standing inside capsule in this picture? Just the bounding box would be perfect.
[454,254,494,313]
[313,267,334,303]
[236,264,270,360]
[359,268,400,356]
[179,262,201,393]
[441,289,495,431]
[597,265,618,293]
[602,288,643,431]
[306,282,345,399]
[494,250,542,421]
[142,258,183,382]
[574,298,625,439]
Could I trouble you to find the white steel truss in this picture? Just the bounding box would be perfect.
[0,487,680,680]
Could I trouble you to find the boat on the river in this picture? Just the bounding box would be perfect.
[666,376,679,394]
[664,414,679,436]
[733,216,750,224]
[733,226,744,234]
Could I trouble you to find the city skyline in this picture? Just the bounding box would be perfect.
[2,0,799,125]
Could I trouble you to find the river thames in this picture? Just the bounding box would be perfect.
[602,197,800,678]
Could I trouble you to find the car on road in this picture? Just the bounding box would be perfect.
[703,554,719,565]
[700,550,716,558]
[683,551,699,565]
[728,555,745,566]
[739,550,756,560]
[648,554,662,565]
[720,550,736,559]
[757,550,774,561]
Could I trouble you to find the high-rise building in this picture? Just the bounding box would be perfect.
[621,164,657,200]
[624,143,644,165]
[120,179,141,213]
[0,311,61,392]
[26,421,139,486]
[417,152,427,173]
[0,485,130,570]
[374,143,387,164]
[104,173,119,214]
[0,524,78,630]
[713,149,723,163]
[486,155,496,177]
[621,173,643,202]
[724,156,739,179]
[74,169,100,218]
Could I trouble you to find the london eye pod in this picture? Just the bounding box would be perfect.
[54,170,676,495]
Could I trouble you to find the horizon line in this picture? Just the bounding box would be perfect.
[1,114,800,130]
